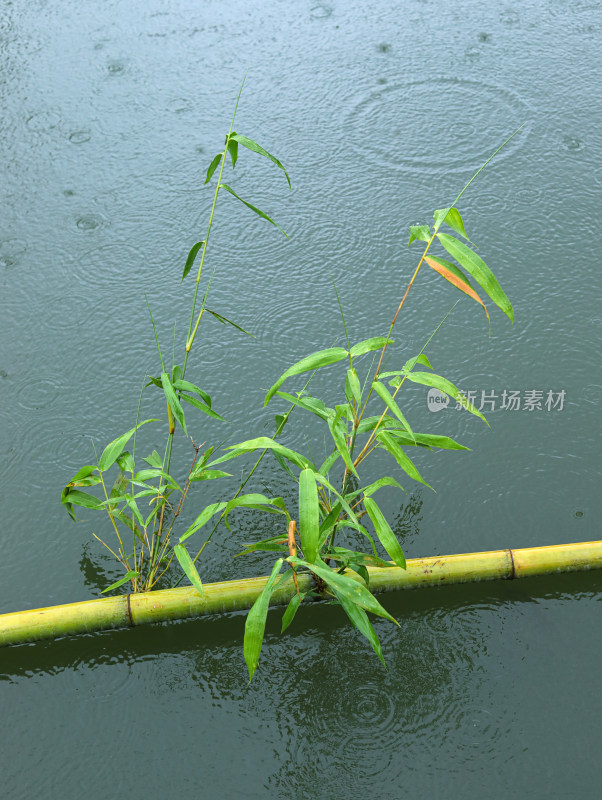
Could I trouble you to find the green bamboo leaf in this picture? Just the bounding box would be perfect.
[112,509,144,542]
[372,380,415,442]
[98,419,158,473]
[179,501,228,543]
[281,591,305,633]
[327,416,358,478]
[349,337,393,358]
[299,469,320,563]
[331,587,386,667]
[402,371,488,424]
[433,207,469,239]
[227,133,238,167]
[377,431,434,490]
[311,472,361,530]
[363,497,406,570]
[229,134,291,187]
[275,391,333,421]
[353,476,405,499]
[408,225,431,245]
[65,464,97,486]
[328,547,391,568]
[204,308,255,337]
[173,544,204,595]
[244,558,284,681]
[318,449,340,477]
[161,371,187,435]
[437,232,513,321]
[209,437,312,471]
[134,468,181,488]
[172,379,212,407]
[220,183,288,238]
[181,241,205,282]
[265,347,349,406]
[345,368,362,407]
[236,534,289,557]
[223,493,287,531]
[204,152,222,185]
[387,431,469,450]
[181,393,226,422]
[101,571,140,594]
[144,450,163,468]
[116,451,135,473]
[189,468,232,482]
[289,557,399,625]
[64,489,104,511]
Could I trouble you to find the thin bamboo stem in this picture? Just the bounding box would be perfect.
[1,540,601,648]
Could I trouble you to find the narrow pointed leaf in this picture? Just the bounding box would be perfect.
[227,135,238,167]
[299,469,320,563]
[144,450,163,468]
[265,347,348,405]
[179,501,228,543]
[349,337,393,358]
[437,232,513,321]
[403,371,488,424]
[332,588,386,667]
[189,468,232,482]
[220,183,288,237]
[244,558,284,681]
[230,134,291,187]
[181,241,205,282]
[209,437,312,471]
[408,225,431,245]
[64,489,104,511]
[289,557,399,625]
[372,380,415,441]
[345,368,362,407]
[377,431,433,490]
[204,152,223,185]
[204,308,255,337]
[425,257,489,322]
[181,393,226,422]
[274,391,332,421]
[319,449,339,477]
[161,371,187,435]
[357,476,405,498]
[281,591,306,633]
[98,419,157,473]
[387,431,469,450]
[223,493,287,531]
[327,416,358,478]
[173,544,204,595]
[364,497,406,569]
[433,207,469,239]
[173,379,212,407]
[101,571,140,594]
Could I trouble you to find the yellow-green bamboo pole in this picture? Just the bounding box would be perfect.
[1,540,601,648]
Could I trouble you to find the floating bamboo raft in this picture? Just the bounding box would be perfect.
[1,540,601,648]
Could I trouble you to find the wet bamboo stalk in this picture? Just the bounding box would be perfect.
[1,540,601,648]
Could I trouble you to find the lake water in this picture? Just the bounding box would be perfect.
[1,1,601,797]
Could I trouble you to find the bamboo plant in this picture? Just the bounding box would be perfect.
[61,80,523,680]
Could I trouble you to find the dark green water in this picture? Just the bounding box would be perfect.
[1,1,601,797]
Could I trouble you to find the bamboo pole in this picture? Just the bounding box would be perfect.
[1,540,601,648]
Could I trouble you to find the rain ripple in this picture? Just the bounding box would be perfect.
[344,79,531,175]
